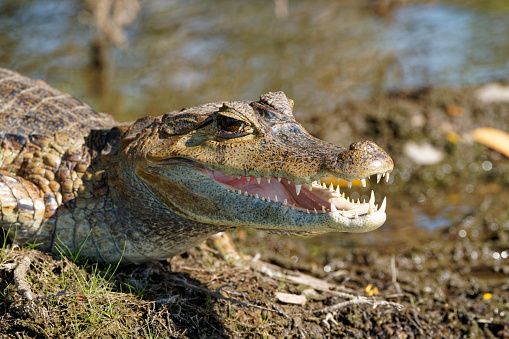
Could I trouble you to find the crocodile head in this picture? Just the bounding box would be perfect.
[122,91,393,236]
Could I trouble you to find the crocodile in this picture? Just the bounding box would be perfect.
[0,68,393,264]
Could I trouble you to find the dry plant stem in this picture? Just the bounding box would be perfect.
[169,276,289,318]
[315,297,403,315]
[13,255,36,301]
[250,257,361,297]
[391,254,403,295]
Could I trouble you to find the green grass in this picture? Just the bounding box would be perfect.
[0,244,179,338]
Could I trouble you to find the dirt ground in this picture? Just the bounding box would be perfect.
[1,86,509,338]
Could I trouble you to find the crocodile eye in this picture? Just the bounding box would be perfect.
[217,114,249,137]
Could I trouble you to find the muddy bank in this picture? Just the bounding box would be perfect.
[1,85,509,338]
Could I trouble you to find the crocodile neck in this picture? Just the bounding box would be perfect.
[68,125,230,263]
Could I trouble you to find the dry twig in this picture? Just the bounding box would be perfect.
[13,255,36,301]
[315,296,403,315]
[391,254,403,295]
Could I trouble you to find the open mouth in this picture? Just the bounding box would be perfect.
[205,168,389,219]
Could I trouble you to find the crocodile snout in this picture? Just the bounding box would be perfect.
[332,140,393,180]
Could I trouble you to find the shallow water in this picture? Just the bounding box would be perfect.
[0,0,508,243]
[1,0,508,119]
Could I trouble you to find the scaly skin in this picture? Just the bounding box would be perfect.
[0,68,393,263]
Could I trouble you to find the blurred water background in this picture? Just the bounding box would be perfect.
[1,0,508,120]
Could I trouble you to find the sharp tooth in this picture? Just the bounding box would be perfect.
[380,197,387,212]
[313,208,318,214]
[330,202,337,212]
[357,198,360,204]
[244,191,248,196]
[306,209,310,214]
[261,197,265,201]
[322,182,326,188]
[370,190,375,204]
[341,209,346,217]
[377,173,382,183]
[317,178,321,185]
[322,206,326,212]
[368,203,374,214]
[246,176,251,182]
[385,172,390,183]
[308,183,313,191]
[237,176,241,179]
[336,186,340,194]
[361,178,366,187]
[283,199,288,206]
[274,195,278,202]
[346,197,350,203]
[329,183,334,191]
[267,177,271,183]
[277,177,282,182]
[255,194,259,199]
[295,184,302,195]
[292,203,296,208]
[238,189,242,194]
[288,179,292,184]
[267,197,271,202]
[347,180,352,189]
[354,211,358,218]
[257,177,262,184]
[341,193,345,198]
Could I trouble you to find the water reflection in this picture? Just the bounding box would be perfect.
[384,3,509,90]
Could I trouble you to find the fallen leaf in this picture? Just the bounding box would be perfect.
[472,127,509,158]
[446,105,464,117]
[275,292,307,305]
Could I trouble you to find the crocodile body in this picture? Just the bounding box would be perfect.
[0,68,393,264]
